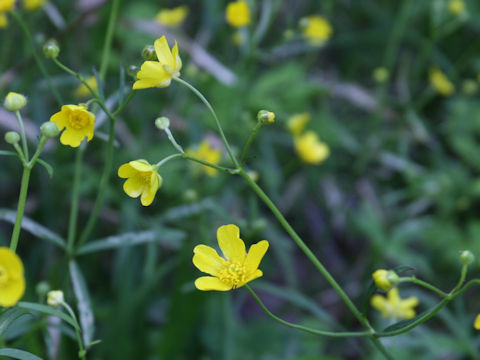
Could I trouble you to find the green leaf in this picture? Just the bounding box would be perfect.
[0,348,43,360]
[361,281,377,317]
[69,261,94,345]
[36,159,54,178]
[0,307,32,336]
[16,302,79,330]
[382,307,434,333]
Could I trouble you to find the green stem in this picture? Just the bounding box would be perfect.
[113,90,136,117]
[399,277,449,298]
[240,122,262,167]
[182,153,239,175]
[450,265,468,294]
[13,143,27,166]
[245,285,372,338]
[67,148,84,254]
[15,111,29,161]
[61,302,87,360]
[155,153,183,168]
[28,136,47,167]
[9,167,31,253]
[164,128,184,153]
[99,0,121,81]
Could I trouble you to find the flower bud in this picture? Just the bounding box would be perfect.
[372,67,389,84]
[257,110,275,124]
[40,122,60,138]
[4,131,20,144]
[43,39,60,59]
[459,250,474,265]
[142,45,156,61]
[47,290,64,307]
[36,281,51,297]
[372,269,399,291]
[155,116,170,130]
[183,188,198,203]
[4,92,27,111]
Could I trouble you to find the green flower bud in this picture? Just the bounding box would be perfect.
[43,39,60,59]
[40,122,60,138]
[36,281,51,297]
[459,250,474,265]
[4,92,27,112]
[142,45,156,61]
[372,269,399,291]
[155,116,170,130]
[257,110,275,124]
[372,67,390,84]
[4,131,20,144]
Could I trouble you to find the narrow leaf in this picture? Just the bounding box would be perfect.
[0,307,32,336]
[17,302,79,330]
[0,348,43,360]
[69,261,94,345]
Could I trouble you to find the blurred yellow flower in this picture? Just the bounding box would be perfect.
[74,76,98,98]
[193,224,269,291]
[371,288,419,320]
[0,13,7,28]
[23,0,46,11]
[226,0,250,28]
[294,131,329,165]
[429,67,455,96]
[118,160,162,206]
[50,104,95,147]
[301,15,332,46]
[448,0,466,15]
[0,0,16,12]
[155,5,188,28]
[287,113,311,136]
[372,269,398,291]
[0,247,25,307]
[187,140,222,177]
[133,36,182,90]
[474,314,480,330]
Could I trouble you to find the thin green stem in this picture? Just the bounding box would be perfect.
[61,302,86,360]
[113,90,136,117]
[9,167,31,253]
[12,143,27,166]
[245,285,372,338]
[182,153,239,175]
[67,148,84,255]
[399,277,449,298]
[164,128,184,153]
[240,122,262,167]
[28,136,48,167]
[15,111,29,161]
[450,265,468,294]
[99,0,121,80]
[155,153,183,168]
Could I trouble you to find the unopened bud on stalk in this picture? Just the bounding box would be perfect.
[257,110,275,124]
[4,92,27,112]
[459,250,474,265]
[47,290,64,307]
[4,131,20,144]
[372,269,399,291]
[36,281,51,297]
[43,39,59,59]
[142,45,156,61]
[155,116,170,130]
[40,122,60,138]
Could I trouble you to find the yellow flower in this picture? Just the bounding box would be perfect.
[74,76,98,98]
[23,0,46,11]
[133,36,182,90]
[301,15,333,46]
[186,140,222,177]
[0,0,16,12]
[50,104,95,147]
[0,247,26,307]
[474,314,480,330]
[226,0,250,28]
[155,5,188,28]
[118,160,162,206]
[287,113,311,136]
[448,0,466,15]
[294,131,330,165]
[372,269,399,291]
[429,67,455,96]
[193,224,269,291]
[0,13,7,28]
[371,288,419,320]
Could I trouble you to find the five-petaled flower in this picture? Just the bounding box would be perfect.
[118,160,162,206]
[294,130,330,165]
[371,287,419,320]
[50,104,95,147]
[193,224,269,291]
[0,247,26,307]
[133,36,182,90]
[155,6,188,28]
[0,0,16,12]
[186,140,222,177]
[300,15,333,46]
[226,0,250,28]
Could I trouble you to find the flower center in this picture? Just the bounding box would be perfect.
[0,266,8,286]
[68,110,90,129]
[218,261,247,288]
[139,172,151,185]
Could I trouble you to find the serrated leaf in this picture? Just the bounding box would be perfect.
[0,307,32,336]
[17,302,79,330]
[69,261,94,345]
[0,348,43,360]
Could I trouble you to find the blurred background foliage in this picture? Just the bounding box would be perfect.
[2,0,480,359]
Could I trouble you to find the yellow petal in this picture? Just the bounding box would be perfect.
[171,41,182,72]
[0,248,24,277]
[370,294,386,311]
[129,160,152,172]
[243,269,263,285]
[118,163,135,178]
[123,177,143,198]
[134,61,171,89]
[0,277,25,307]
[193,244,225,276]
[194,276,232,291]
[140,184,158,206]
[474,315,480,330]
[60,128,86,147]
[400,297,419,309]
[217,224,246,263]
[50,111,68,131]
[244,240,269,274]
[154,36,174,66]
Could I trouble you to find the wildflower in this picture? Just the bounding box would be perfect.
[4,92,27,112]
[0,13,7,28]
[474,314,480,330]
[50,104,95,147]
[226,0,250,28]
[257,110,275,124]
[287,113,310,136]
[155,5,188,28]
[74,76,98,98]
[371,288,418,320]
[47,290,64,307]
[23,0,46,11]
[0,0,16,12]
[372,269,399,291]
[118,160,162,206]
[300,15,332,46]
[294,131,329,165]
[459,250,474,265]
[193,224,269,291]
[133,36,182,90]
[0,247,26,307]
[429,68,455,96]
[187,140,222,177]
[43,39,60,59]
[448,0,466,15]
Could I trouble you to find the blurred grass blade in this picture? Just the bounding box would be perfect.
[0,150,18,157]
[0,348,43,360]
[0,307,32,336]
[17,302,79,330]
[159,199,216,222]
[361,281,377,317]
[69,261,94,345]
[0,209,65,248]
[36,159,54,178]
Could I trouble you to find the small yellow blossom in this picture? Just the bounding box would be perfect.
[50,104,95,147]
[0,247,26,307]
[74,76,98,98]
[294,131,330,165]
[372,269,399,291]
[448,0,466,15]
[429,67,455,96]
[300,15,332,46]
[47,290,64,307]
[287,113,310,136]
[474,314,480,330]
[155,5,188,28]
[371,288,419,320]
[0,0,16,12]
[0,13,7,28]
[226,0,250,28]
[133,36,182,90]
[118,160,162,206]
[193,224,269,291]
[23,0,46,11]
[187,140,222,177]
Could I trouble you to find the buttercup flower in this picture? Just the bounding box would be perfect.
[226,0,250,28]
[193,224,269,291]
[74,76,98,98]
[0,0,16,12]
[371,288,419,320]
[0,247,26,307]
[448,0,466,15]
[474,314,480,330]
[372,269,399,291]
[47,290,64,307]
[187,140,222,177]
[429,68,455,96]
[118,160,162,206]
[155,5,188,28]
[294,131,330,165]
[50,104,95,147]
[0,13,7,28]
[133,36,182,90]
[300,15,332,46]
[287,113,311,136]
[23,0,46,11]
